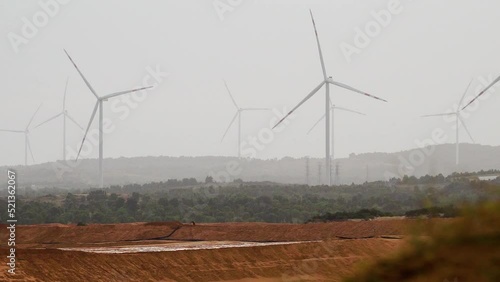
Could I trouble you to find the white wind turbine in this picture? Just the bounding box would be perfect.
[307,101,365,184]
[273,10,387,185]
[35,78,84,161]
[221,80,270,158]
[422,80,475,165]
[64,49,153,188]
[0,104,42,166]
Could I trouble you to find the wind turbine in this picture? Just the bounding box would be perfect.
[0,104,42,166]
[64,49,153,188]
[422,80,475,165]
[308,101,365,184]
[462,75,500,110]
[35,78,84,161]
[221,80,270,158]
[273,10,387,185]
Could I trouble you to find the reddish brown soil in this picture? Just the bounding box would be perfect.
[0,238,402,282]
[0,219,443,281]
[168,220,410,242]
[2,219,425,248]
[0,221,182,247]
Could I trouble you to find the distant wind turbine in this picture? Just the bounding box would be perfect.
[64,49,154,188]
[422,80,475,165]
[35,78,84,161]
[0,104,42,166]
[221,80,270,158]
[308,102,365,184]
[273,10,387,185]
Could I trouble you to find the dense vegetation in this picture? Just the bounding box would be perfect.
[306,209,391,222]
[404,205,458,218]
[1,173,498,225]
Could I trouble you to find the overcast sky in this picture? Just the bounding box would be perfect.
[1,0,500,166]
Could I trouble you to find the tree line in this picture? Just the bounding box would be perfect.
[1,174,498,225]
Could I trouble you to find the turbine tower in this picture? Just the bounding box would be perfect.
[273,10,387,185]
[0,104,42,166]
[422,80,475,165]
[307,102,365,184]
[35,78,84,161]
[64,50,153,188]
[221,80,270,158]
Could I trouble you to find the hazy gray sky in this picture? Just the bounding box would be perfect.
[1,0,500,166]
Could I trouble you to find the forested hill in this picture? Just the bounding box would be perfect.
[1,143,500,189]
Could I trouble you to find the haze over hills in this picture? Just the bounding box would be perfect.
[1,143,499,189]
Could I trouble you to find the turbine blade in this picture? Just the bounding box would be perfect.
[64,49,99,99]
[65,113,84,130]
[462,74,500,110]
[328,79,387,102]
[272,80,326,129]
[307,113,326,134]
[101,85,154,100]
[309,10,327,79]
[458,79,473,110]
[223,80,239,109]
[421,113,456,118]
[76,101,99,160]
[26,103,42,130]
[35,112,63,129]
[334,106,366,116]
[221,112,239,142]
[27,137,35,163]
[242,108,271,111]
[0,129,24,133]
[458,115,475,143]
[63,77,69,110]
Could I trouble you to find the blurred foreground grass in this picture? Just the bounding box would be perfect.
[345,200,500,282]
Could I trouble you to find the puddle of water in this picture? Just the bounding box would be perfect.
[58,241,313,254]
